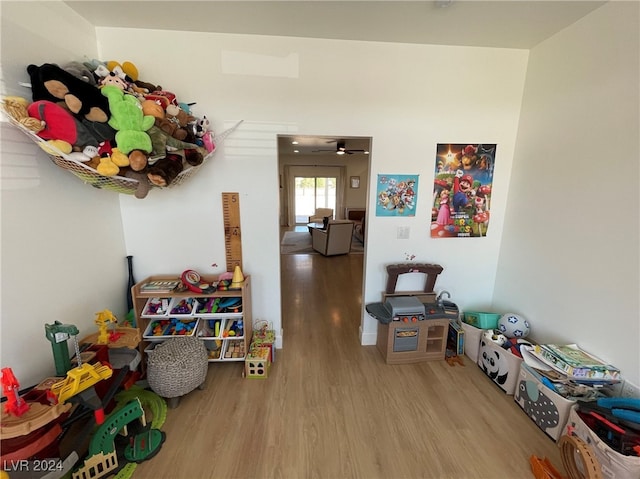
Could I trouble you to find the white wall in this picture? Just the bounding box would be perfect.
[0,2,127,388]
[97,29,529,350]
[494,2,640,384]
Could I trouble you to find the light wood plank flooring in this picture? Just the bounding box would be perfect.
[133,250,563,478]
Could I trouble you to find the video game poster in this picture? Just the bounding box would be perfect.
[431,144,496,238]
[375,174,419,217]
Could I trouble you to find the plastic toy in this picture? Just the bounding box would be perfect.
[484,329,507,346]
[181,269,217,294]
[1,368,30,416]
[50,362,113,404]
[94,309,118,344]
[230,265,245,289]
[498,313,531,338]
[171,298,195,315]
[45,321,81,376]
[71,398,165,479]
[198,297,220,314]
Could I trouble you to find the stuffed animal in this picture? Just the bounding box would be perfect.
[2,96,44,133]
[27,100,99,147]
[164,104,196,142]
[144,90,176,110]
[62,61,97,85]
[122,168,151,199]
[97,156,120,176]
[99,71,129,90]
[147,153,183,187]
[141,100,164,120]
[191,115,215,153]
[146,125,201,159]
[27,63,110,123]
[39,139,72,156]
[183,148,204,167]
[67,145,99,164]
[101,85,154,171]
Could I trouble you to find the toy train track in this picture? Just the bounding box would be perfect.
[72,398,165,479]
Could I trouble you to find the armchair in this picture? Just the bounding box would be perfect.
[311,220,354,256]
[308,208,334,224]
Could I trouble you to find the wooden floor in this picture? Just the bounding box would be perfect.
[133,249,563,478]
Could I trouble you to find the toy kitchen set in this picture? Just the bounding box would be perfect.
[366,263,459,364]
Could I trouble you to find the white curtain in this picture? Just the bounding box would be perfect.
[282,165,293,226]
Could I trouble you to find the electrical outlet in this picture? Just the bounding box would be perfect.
[619,380,640,398]
[397,226,410,239]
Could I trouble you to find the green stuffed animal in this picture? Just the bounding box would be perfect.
[101,85,154,169]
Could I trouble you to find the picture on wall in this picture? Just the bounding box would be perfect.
[431,144,497,237]
[376,174,419,217]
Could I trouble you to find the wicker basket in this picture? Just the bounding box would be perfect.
[146,336,208,399]
[2,110,242,196]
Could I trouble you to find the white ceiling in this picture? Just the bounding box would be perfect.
[65,0,607,50]
[63,0,607,156]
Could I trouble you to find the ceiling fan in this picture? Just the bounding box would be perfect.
[312,140,367,155]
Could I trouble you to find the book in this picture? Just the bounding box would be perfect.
[140,280,180,293]
[533,344,621,381]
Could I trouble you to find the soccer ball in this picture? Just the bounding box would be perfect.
[498,313,530,338]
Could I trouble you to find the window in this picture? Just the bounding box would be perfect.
[294,176,336,224]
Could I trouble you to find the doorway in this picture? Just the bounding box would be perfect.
[278,134,371,344]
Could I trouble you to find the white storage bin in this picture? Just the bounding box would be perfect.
[477,336,524,394]
[566,407,640,479]
[169,297,197,317]
[460,321,485,363]
[141,297,171,318]
[143,318,199,341]
[514,362,576,441]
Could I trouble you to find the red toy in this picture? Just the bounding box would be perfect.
[181,269,216,294]
[1,367,30,417]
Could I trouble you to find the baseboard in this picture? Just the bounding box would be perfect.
[359,326,377,345]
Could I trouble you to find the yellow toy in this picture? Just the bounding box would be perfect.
[50,362,112,404]
[94,309,117,344]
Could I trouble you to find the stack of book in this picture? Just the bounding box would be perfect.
[140,280,180,294]
[532,344,621,383]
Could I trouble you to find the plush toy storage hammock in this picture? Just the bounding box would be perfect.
[3,114,242,196]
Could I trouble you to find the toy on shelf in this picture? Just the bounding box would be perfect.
[170,297,196,315]
[230,265,245,289]
[1,368,30,417]
[181,269,217,294]
[143,318,198,339]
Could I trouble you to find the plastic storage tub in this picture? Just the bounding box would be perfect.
[463,311,501,329]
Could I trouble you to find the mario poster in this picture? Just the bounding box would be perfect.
[431,144,496,238]
[376,174,419,217]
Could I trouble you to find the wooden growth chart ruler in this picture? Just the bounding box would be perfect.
[222,192,243,272]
